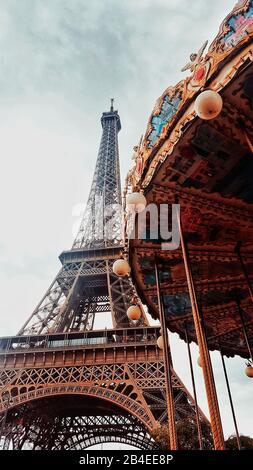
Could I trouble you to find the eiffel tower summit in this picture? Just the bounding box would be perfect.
[0,100,205,450]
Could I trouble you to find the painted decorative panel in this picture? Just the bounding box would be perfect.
[147,93,182,148]
[220,0,253,50]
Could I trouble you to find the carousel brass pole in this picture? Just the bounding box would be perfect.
[184,324,203,449]
[154,256,178,450]
[219,343,241,450]
[176,207,225,450]
[235,242,253,303]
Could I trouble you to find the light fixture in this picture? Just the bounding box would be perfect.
[157,335,164,349]
[126,192,147,213]
[197,356,202,367]
[112,259,130,277]
[245,366,253,378]
[194,90,223,120]
[127,305,142,321]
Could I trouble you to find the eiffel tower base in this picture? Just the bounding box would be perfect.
[0,327,208,450]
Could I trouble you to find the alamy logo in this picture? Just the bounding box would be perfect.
[72,197,181,251]
[126,203,180,251]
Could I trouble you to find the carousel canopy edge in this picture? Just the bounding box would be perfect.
[128,0,253,190]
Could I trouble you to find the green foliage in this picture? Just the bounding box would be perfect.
[151,425,169,450]
[225,434,253,450]
[152,421,253,451]
[151,418,213,450]
[177,418,213,450]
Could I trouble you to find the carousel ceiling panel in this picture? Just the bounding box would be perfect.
[131,243,253,357]
[152,66,253,203]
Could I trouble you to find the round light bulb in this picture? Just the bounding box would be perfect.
[157,335,164,350]
[245,366,253,378]
[197,356,202,368]
[127,305,142,321]
[126,192,147,213]
[112,259,130,277]
[194,90,223,120]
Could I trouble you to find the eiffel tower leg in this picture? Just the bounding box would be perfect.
[178,212,225,450]
[53,263,84,333]
[18,264,77,335]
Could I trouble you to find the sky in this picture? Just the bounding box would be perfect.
[0,0,252,446]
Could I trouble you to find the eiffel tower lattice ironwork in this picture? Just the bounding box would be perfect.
[0,102,209,450]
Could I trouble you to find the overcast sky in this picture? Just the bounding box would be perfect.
[0,0,252,445]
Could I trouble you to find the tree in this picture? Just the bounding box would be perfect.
[177,418,213,450]
[151,418,213,450]
[226,434,253,450]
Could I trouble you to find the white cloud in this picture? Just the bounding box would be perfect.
[1,0,249,443]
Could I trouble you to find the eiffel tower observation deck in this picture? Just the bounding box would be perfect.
[0,101,208,450]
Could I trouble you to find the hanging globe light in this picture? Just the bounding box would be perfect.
[245,366,253,378]
[197,356,202,367]
[126,192,147,213]
[157,335,164,350]
[112,259,130,277]
[127,305,142,321]
[194,90,223,120]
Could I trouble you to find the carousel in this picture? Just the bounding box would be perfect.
[123,0,253,450]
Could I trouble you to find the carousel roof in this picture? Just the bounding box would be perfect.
[126,0,253,358]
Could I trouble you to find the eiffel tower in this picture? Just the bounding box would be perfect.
[0,101,208,450]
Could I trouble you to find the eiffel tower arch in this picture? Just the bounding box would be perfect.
[0,102,208,450]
